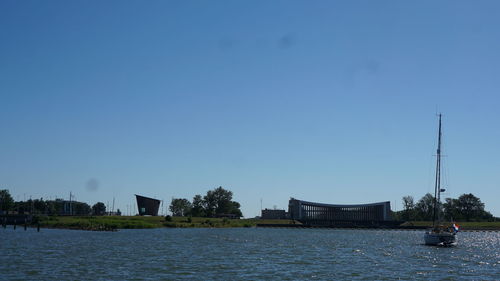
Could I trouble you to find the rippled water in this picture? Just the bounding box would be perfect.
[1,227,499,280]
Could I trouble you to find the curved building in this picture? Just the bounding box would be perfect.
[288,198,392,227]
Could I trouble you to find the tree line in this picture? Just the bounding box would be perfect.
[0,189,111,216]
[396,193,495,222]
[169,186,242,218]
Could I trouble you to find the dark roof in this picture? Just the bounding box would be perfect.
[134,194,161,202]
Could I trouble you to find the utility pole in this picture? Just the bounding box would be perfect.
[69,192,72,215]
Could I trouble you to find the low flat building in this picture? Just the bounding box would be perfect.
[261,208,288,219]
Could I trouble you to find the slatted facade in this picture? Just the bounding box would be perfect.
[288,198,392,226]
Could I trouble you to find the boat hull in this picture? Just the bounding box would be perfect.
[424,232,457,246]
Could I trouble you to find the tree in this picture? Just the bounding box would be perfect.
[408,193,493,222]
[402,195,415,221]
[456,193,485,222]
[443,197,460,221]
[190,195,205,217]
[203,186,242,217]
[229,201,243,217]
[414,193,437,221]
[92,202,106,216]
[74,202,91,215]
[33,198,47,214]
[0,189,14,213]
[169,198,192,217]
[169,187,243,218]
[46,200,58,215]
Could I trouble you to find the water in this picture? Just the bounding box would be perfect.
[1,228,499,280]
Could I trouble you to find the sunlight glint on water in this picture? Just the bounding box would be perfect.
[1,228,499,280]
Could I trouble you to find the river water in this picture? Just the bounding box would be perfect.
[1,227,499,280]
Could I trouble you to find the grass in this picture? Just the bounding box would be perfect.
[36,215,298,230]
[400,221,500,230]
[37,216,500,231]
[37,216,164,230]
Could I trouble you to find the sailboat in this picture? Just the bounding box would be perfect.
[424,114,458,246]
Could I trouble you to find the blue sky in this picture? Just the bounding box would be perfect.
[1,1,499,217]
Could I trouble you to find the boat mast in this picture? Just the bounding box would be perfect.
[432,114,442,227]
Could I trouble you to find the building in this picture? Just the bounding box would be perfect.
[135,194,161,216]
[261,208,288,219]
[288,198,393,227]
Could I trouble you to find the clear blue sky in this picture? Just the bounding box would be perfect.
[1,1,499,217]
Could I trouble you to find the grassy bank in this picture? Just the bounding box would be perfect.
[36,215,298,230]
[400,221,500,230]
[36,216,500,231]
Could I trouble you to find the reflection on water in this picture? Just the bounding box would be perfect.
[1,228,499,280]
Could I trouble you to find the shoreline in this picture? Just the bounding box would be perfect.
[5,225,499,232]
[4,216,499,232]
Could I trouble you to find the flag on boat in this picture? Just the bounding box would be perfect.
[453,223,460,232]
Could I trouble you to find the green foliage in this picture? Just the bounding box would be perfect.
[402,193,493,222]
[8,197,92,215]
[401,195,415,221]
[73,202,92,215]
[169,198,192,217]
[190,195,205,217]
[401,220,500,230]
[202,186,242,217]
[38,215,163,230]
[92,202,106,216]
[204,186,231,216]
[35,215,298,230]
[414,193,436,221]
[165,215,172,222]
[443,193,493,222]
[164,222,177,228]
[167,186,243,218]
[0,189,14,212]
[229,201,243,217]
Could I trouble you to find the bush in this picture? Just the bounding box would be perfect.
[165,215,172,222]
[164,222,177,228]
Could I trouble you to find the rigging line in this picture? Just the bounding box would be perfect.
[427,154,434,195]
[443,155,452,195]
[440,124,452,196]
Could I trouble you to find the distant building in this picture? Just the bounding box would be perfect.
[261,208,288,219]
[61,200,72,215]
[135,194,161,216]
[288,198,393,227]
